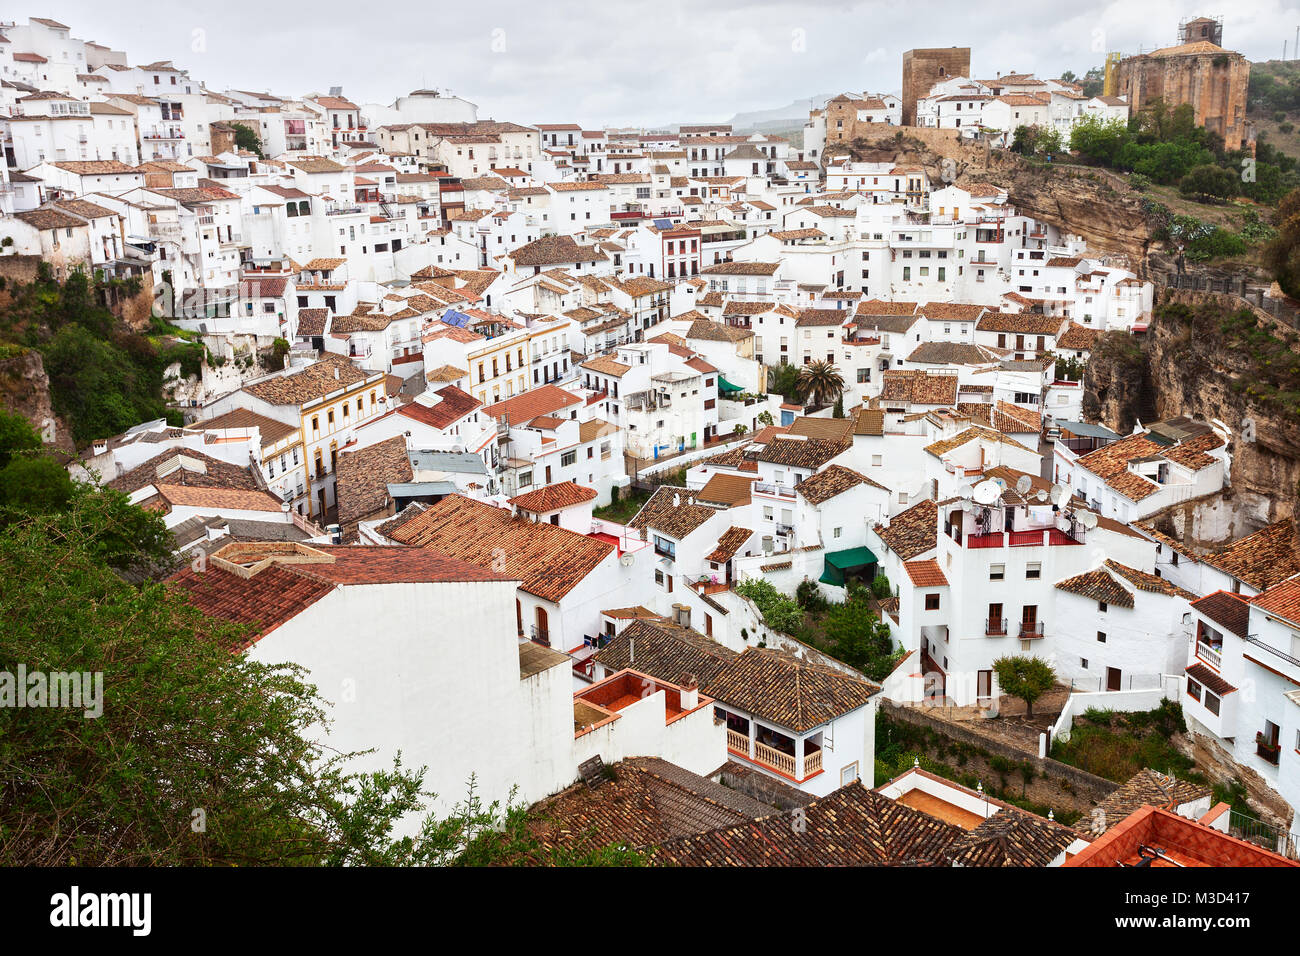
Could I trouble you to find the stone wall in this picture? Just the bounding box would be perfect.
[1116,49,1250,151]
[883,702,1120,814]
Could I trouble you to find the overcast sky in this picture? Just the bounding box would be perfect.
[33,0,1300,126]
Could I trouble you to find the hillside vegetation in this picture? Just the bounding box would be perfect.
[0,266,201,446]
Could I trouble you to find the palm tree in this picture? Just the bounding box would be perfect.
[795,360,845,408]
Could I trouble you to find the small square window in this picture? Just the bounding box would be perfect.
[925,593,941,611]
[1026,562,1041,580]
[1097,631,1107,643]
[1081,658,1089,669]
[990,564,1005,581]
[1098,601,1108,613]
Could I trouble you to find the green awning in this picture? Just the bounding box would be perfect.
[825,546,878,569]
[717,375,745,393]
[819,546,878,586]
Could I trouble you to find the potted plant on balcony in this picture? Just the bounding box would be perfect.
[1256,732,1281,761]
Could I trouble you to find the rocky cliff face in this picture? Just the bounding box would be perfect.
[1084,290,1300,523]
[0,347,75,455]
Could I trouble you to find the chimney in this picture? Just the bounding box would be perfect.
[673,602,691,628]
[333,366,340,379]
[680,675,699,710]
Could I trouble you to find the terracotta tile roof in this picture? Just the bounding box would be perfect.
[1200,520,1300,592]
[1075,433,1168,503]
[1087,770,1210,835]
[398,386,481,430]
[295,308,330,336]
[244,361,370,406]
[796,464,882,505]
[879,369,959,406]
[700,261,779,276]
[1105,560,1194,599]
[756,436,849,469]
[786,417,855,443]
[853,407,884,436]
[921,302,986,321]
[976,312,1064,335]
[655,783,963,866]
[289,157,346,174]
[1185,661,1237,698]
[526,757,767,852]
[169,562,334,645]
[874,498,937,560]
[154,484,283,513]
[335,435,413,528]
[705,647,879,733]
[795,308,848,328]
[50,159,140,175]
[14,207,86,231]
[906,341,1000,365]
[924,426,1033,458]
[685,317,753,342]
[195,408,297,446]
[594,617,738,687]
[426,364,468,384]
[904,558,949,588]
[645,498,718,539]
[706,526,754,564]
[1055,568,1135,608]
[508,234,606,267]
[1055,322,1100,351]
[509,480,598,513]
[855,298,919,316]
[580,355,633,377]
[1250,578,1300,628]
[947,806,1081,866]
[386,494,611,602]
[107,448,261,495]
[697,472,757,508]
[481,384,582,424]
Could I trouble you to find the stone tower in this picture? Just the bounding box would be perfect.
[902,47,972,126]
[1115,21,1250,151]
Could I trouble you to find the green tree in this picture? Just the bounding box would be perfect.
[231,122,264,158]
[1265,187,1300,298]
[821,601,898,680]
[0,407,42,469]
[1069,115,1129,166]
[992,655,1056,718]
[0,455,73,514]
[1010,125,1037,155]
[795,359,845,407]
[735,578,803,634]
[768,362,801,401]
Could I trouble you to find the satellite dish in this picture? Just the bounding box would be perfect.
[1035,489,1049,503]
[1050,483,1069,506]
[973,480,1001,505]
[619,553,635,567]
[1015,475,1032,496]
[1080,511,1099,530]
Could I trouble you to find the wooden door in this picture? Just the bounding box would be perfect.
[1106,667,1122,692]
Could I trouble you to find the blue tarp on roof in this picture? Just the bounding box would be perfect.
[441,309,471,328]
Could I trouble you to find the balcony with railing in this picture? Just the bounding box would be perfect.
[753,482,796,499]
[1256,733,1281,766]
[985,617,1008,636]
[727,728,822,781]
[1018,620,1045,639]
[1196,640,1223,670]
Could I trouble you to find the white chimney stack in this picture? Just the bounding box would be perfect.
[680,675,699,710]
